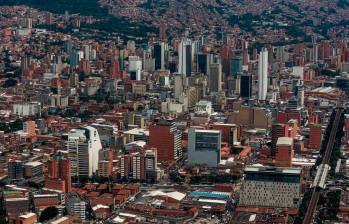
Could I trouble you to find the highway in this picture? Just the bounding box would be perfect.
[303,108,343,224]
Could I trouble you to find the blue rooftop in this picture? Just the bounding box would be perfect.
[189,192,229,199]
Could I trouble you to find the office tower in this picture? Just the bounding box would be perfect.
[188,128,221,167]
[240,73,252,98]
[258,48,268,100]
[70,49,79,67]
[8,160,23,181]
[178,39,193,77]
[67,126,102,177]
[23,161,43,180]
[271,123,289,156]
[209,63,222,93]
[97,148,113,177]
[153,42,165,70]
[64,40,73,55]
[144,149,158,183]
[308,124,322,150]
[197,53,213,74]
[174,74,184,99]
[47,153,72,193]
[239,165,302,208]
[230,57,243,77]
[149,119,182,162]
[128,56,142,80]
[275,137,294,167]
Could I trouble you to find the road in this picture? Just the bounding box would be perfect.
[303,108,343,224]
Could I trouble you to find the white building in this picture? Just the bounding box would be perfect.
[239,165,302,208]
[194,100,213,115]
[178,39,193,77]
[66,193,86,221]
[128,56,142,80]
[13,102,41,117]
[188,129,221,167]
[258,48,268,101]
[67,126,102,177]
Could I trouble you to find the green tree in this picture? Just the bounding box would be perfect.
[39,206,58,222]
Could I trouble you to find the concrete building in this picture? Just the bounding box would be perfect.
[275,137,294,167]
[47,153,72,193]
[188,129,221,167]
[209,63,222,93]
[308,124,322,150]
[13,102,41,117]
[239,165,302,208]
[8,160,23,181]
[66,193,86,221]
[178,39,193,77]
[271,123,289,156]
[67,126,102,177]
[149,119,182,162]
[258,48,268,101]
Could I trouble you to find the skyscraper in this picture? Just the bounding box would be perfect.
[209,63,222,93]
[240,73,252,98]
[67,126,102,177]
[149,119,182,162]
[188,129,221,167]
[230,57,243,77]
[153,42,165,70]
[258,48,268,101]
[271,123,289,156]
[47,152,71,193]
[178,39,193,77]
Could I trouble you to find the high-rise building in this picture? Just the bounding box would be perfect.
[128,56,142,80]
[188,128,221,167]
[109,60,120,79]
[271,123,289,156]
[240,73,252,98]
[144,149,158,183]
[149,119,182,162]
[258,48,268,100]
[275,137,294,167]
[47,152,71,193]
[67,126,102,177]
[8,160,23,181]
[178,39,193,77]
[308,124,322,150]
[120,149,158,182]
[209,63,222,93]
[230,57,243,77]
[70,48,79,68]
[239,165,302,208]
[97,149,113,178]
[153,42,165,70]
[197,53,212,74]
